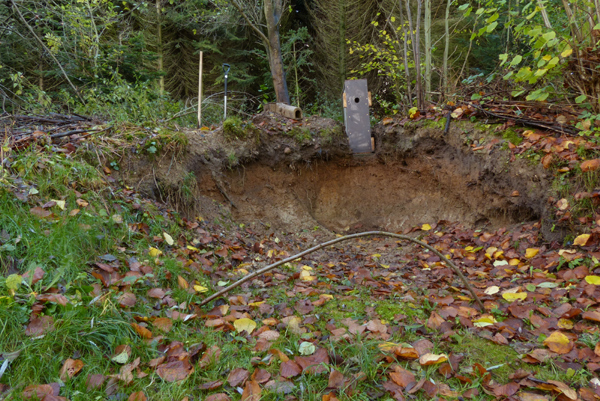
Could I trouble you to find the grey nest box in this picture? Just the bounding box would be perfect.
[343,79,373,153]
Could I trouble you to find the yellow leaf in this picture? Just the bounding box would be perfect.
[321,294,334,300]
[473,315,498,327]
[177,275,189,289]
[193,285,208,293]
[149,247,162,257]
[248,301,265,307]
[558,318,574,329]
[378,342,399,352]
[502,292,527,302]
[234,318,257,334]
[51,199,66,210]
[525,248,539,258]
[163,232,174,246]
[301,265,313,271]
[371,254,381,258]
[419,353,448,365]
[509,259,520,266]
[585,275,600,285]
[574,234,591,246]
[187,245,199,251]
[465,246,474,252]
[421,224,432,231]
[484,286,500,295]
[456,295,472,301]
[300,270,316,281]
[561,47,573,58]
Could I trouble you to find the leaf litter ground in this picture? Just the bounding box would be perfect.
[1,114,600,401]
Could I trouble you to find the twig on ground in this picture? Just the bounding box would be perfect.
[198,231,485,311]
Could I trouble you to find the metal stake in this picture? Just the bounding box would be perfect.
[223,63,230,120]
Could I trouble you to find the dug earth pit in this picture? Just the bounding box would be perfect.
[122,115,555,237]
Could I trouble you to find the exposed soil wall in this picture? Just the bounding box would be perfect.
[118,114,557,238]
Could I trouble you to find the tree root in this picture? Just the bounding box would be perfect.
[199,231,485,311]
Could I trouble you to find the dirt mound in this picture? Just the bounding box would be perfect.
[119,113,557,238]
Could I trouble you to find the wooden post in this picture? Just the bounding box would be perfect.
[197,51,203,128]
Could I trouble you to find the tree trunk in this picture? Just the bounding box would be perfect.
[424,0,431,101]
[442,0,451,98]
[264,0,290,104]
[414,0,424,109]
[156,0,164,95]
[537,0,552,29]
[339,0,347,90]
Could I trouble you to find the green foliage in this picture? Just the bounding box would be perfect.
[222,116,252,141]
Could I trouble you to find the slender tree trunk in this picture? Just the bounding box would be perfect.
[442,0,451,98]
[156,0,164,95]
[339,0,347,90]
[560,0,582,42]
[414,0,424,109]
[594,0,600,24]
[264,0,290,104]
[424,0,431,101]
[396,2,412,105]
[537,0,553,29]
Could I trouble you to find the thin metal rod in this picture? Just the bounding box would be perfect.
[198,231,485,311]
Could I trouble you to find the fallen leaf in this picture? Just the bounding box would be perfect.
[131,323,152,339]
[421,224,432,231]
[280,360,302,378]
[389,366,416,388]
[327,370,345,389]
[205,394,231,401]
[419,353,448,366]
[156,360,194,382]
[581,159,600,172]
[163,232,174,246]
[177,275,189,289]
[86,374,105,390]
[228,368,249,387]
[153,317,173,333]
[299,342,316,356]
[543,331,573,354]
[502,292,527,302]
[22,385,54,400]
[25,315,54,336]
[574,234,591,246]
[525,248,539,258]
[128,391,147,401]
[148,247,162,257]
[484,286,500,295]
[241,380,261,401]
[234,318,257,335]
[60,359,84,381]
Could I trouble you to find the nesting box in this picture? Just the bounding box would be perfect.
[343,79,373,153]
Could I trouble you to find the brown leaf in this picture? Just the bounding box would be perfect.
[258,330,280,341]
[156,360,194,382]
[389,366,415,388]
[382,380,406,401]
[205,394,231,401]
[86,374,106,390]
[118,292,137,308]
[199,380,224,390]
[198,345,221,369]
[59,359,84,381]
[366,319,387,334]
[147,288,166,299]
[153,317,173,333]
[295,299,314,314]
[31,267,45,284]
[22,385,54,400]
[492,382,520,397]
[241,380,261,401]
[36,293,68,306]
[427,312,445,330]
[228,368,249,387]
[327,370,345,389]
[25,315,54,336]
[30,207,53,218]
[251,368,271,384]
[280,360,302,378]
[543,331,573,355]
[582,310,600,322]
[393,346,419,359]
[517,392,550,401]
[128,391,147,401]
[131,323,152,339]
[581,159,600,172]
[295,348,329,374]
[177,275,189,289]
[412,339,434,356]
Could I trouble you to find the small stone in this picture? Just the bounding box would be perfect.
[284,147,291,154]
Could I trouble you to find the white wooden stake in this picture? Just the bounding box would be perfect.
[197,51,203,128]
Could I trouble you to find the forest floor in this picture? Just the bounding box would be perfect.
[1,109,600,401]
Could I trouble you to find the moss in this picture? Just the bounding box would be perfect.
[286,126,313,142]
[222,116,257,141]
[501,128,523,146]
[319,126,344,144]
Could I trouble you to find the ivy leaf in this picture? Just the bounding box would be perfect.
[575,94,587,104]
